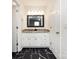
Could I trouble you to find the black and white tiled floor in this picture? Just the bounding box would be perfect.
[12,48,56,59]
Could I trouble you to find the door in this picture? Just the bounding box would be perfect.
[12,6,17,52]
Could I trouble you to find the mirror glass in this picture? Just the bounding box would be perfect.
[27,15,44,27]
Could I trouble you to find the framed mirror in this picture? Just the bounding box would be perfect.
[27,15,44,27]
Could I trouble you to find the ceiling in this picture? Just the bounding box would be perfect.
[12,0,59,15]
[19,0,58,12]
[20,0,57,7]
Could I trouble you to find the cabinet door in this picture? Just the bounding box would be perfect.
[21,33,50,47]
